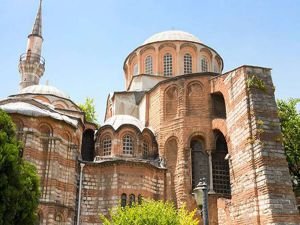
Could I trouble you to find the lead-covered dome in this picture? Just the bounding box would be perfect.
[19,84,70,99]
[123,30,224,91]
[143,30,201,45]
[103,115,146,132]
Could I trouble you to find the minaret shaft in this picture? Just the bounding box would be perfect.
[19,0,45,90]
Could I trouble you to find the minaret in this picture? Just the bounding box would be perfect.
[19,0,45,89]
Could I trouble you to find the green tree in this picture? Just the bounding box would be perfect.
[277,98,300,189]
[100,199,199,225]
[78,97,98,124]
[0,109,40,225]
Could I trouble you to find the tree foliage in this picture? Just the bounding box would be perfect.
[0,109,40,225]
[277,98,300,188]
[100,199,199,225]
[78,97,98,124]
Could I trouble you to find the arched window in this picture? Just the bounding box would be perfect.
[55,213,63,224]
[187,82,203,115]
[211,93,226,119]
[102,137,112,156]
[191,138,209,189]
[129,194,135,207]
[201,57,208,72]
[121,193,127,207]
[133,63,138,76]
[123,135,134,155]
[184,53,192,74]
[13,120,24,140]
[212,131,231,195]
[145,56,153,74]
[138,194,142,204]
[163,53,173,76]
[40,125,51,152]
[165,86,178,119]
[142,140,149,159]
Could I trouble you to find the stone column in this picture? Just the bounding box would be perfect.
[207,150,215,193]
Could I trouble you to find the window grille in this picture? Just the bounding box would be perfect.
[143,141,149,158]
[123,135,134,155]
[201,57,208,72]
[102,137,112,156]
[145,56,153,74]
[138,194,142,204]
[121,193,127,207]
[129,194,135,206]
[164,53,173,76]
[184,53,192,74]
[55,214,62,224]
[212,156,230,194]
[212,132,231,195]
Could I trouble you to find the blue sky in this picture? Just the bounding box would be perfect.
[0,0,299,122]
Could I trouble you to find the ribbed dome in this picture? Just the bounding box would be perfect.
[143,30,201,45]
[19,85,70,99]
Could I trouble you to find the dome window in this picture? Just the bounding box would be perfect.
[184,53,192,74]
[102,137,112,156]
[145,55,153,74]
[123,135,134,155]
[201,57,208,72]
[163,53,173,77]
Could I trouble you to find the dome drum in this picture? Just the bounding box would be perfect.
[123,30,224,90]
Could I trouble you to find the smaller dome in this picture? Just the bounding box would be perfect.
[19,85,70,99]
[103,115,154,133]
[143,30,201,45]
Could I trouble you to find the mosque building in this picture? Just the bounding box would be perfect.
[0,1,299,224]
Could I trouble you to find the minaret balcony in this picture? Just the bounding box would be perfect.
[20,53,45,66]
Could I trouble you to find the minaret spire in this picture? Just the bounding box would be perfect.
[18,0,45,90]
[30,0,42,38]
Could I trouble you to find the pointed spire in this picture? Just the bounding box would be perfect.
[30,0,42,38]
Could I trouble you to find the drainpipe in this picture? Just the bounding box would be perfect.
[77,163,85,225]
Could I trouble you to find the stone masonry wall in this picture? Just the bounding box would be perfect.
[212,66,300,225]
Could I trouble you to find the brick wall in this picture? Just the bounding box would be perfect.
[10,115,82,224]
[79,162,165,224]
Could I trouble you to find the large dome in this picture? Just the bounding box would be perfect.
[143,30,201,45]
[19,85,70,99]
